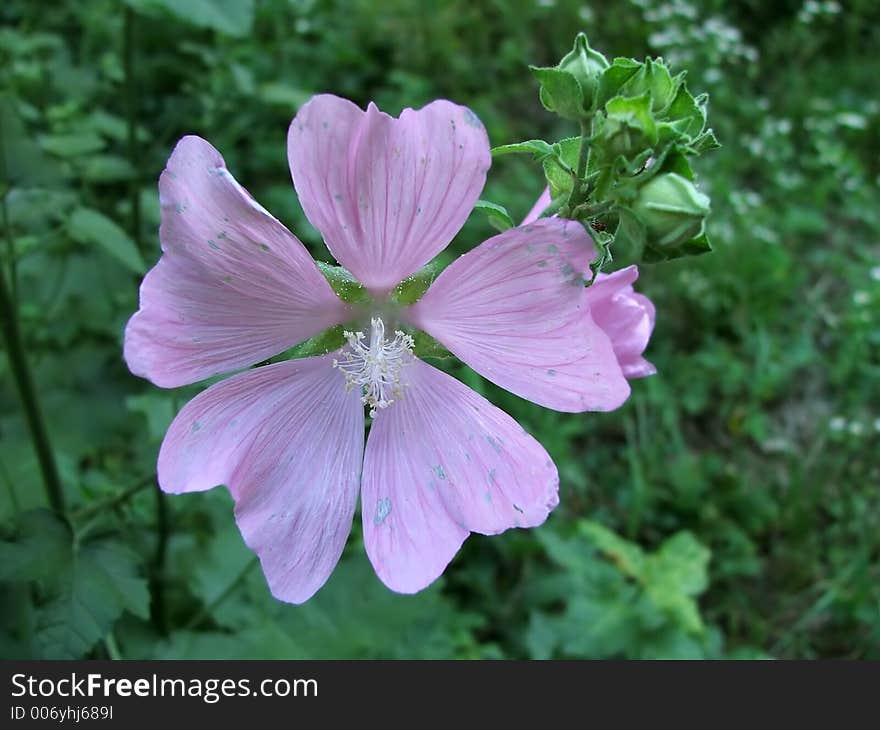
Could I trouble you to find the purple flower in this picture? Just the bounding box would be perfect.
[522,188,657,380]
[124,95,632,603]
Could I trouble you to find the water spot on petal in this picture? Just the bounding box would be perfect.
[191,421,202,433]
[483,491,492,504]
[486,435,503,454]
[463,108,483,128]
[432,464,447,480]
[488,468,496,484]
[374,498,392,526]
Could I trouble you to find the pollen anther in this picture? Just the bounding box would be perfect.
[333,317,414,417]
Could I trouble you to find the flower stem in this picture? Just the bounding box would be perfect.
[123,6,141,254]
[0,251,66,516]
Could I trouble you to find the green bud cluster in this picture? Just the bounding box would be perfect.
[488,33,720,266]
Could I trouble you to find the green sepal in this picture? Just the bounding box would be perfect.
[491,139,555,160]
[556,33,609,112]
[596,57,643,108]
[530,66,585,121]
[596,93,658,161]
[276,324,347,360]
[316,262,368,303]
[665,84,707,139]
[542,137,581,199]
[474,200,515,232]
[642,231,713,262]
[412,330,452,360]
[391,260,443,305]
[619,57,681,113]
[612,207,647,261]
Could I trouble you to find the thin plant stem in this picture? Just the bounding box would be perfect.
[123,6,141,254]
[150,489,170,634]
[71,472,156,521]
[185,558,259,631]
[0,212,65,517]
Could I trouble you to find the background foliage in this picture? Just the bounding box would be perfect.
[1,0,878,659]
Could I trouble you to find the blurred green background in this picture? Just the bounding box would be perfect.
[1,0,878,659]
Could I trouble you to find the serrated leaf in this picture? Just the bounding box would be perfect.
[0,510,149,659]
[68,207,145,273]
[581,520,645,578]
[490,139,555,160]
[37,540,150,658]
[474,200,514,232]
[0,510,69,583]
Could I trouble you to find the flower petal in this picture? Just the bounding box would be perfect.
[405,218,631,412]
[158,355,364,604]
[362,358,558,594]
[288,95,491,292]
[522,186,551,225]
[125,135,350,388]
[588,266,657,379]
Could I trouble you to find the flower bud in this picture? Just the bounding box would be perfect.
[596,94,657,161]
[632,173,710,248]
[620,58,679,113]
[558,33,609,111]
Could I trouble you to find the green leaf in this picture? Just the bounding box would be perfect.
[581,520,645,578]
[125,0,255,37]
[68,207,145,273]
[0,95,60,188]
[643,532,711,634]
[530,66,585,121]
[79,155,136,183]
[0,510,69,583]
[0,510,150,659]
[490,139,555,160]
[39,132,105,158]
[37,540,150,658]
[474,200,514,231]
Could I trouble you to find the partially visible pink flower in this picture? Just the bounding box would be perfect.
[586,267,656,378]
[124,96,630,603]
[522,187,657,379]
[522,187,552,225]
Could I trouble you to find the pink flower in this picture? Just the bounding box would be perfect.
[522,187,656,379]
[124,95,630,603]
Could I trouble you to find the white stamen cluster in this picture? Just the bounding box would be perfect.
[333,317,415,417]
